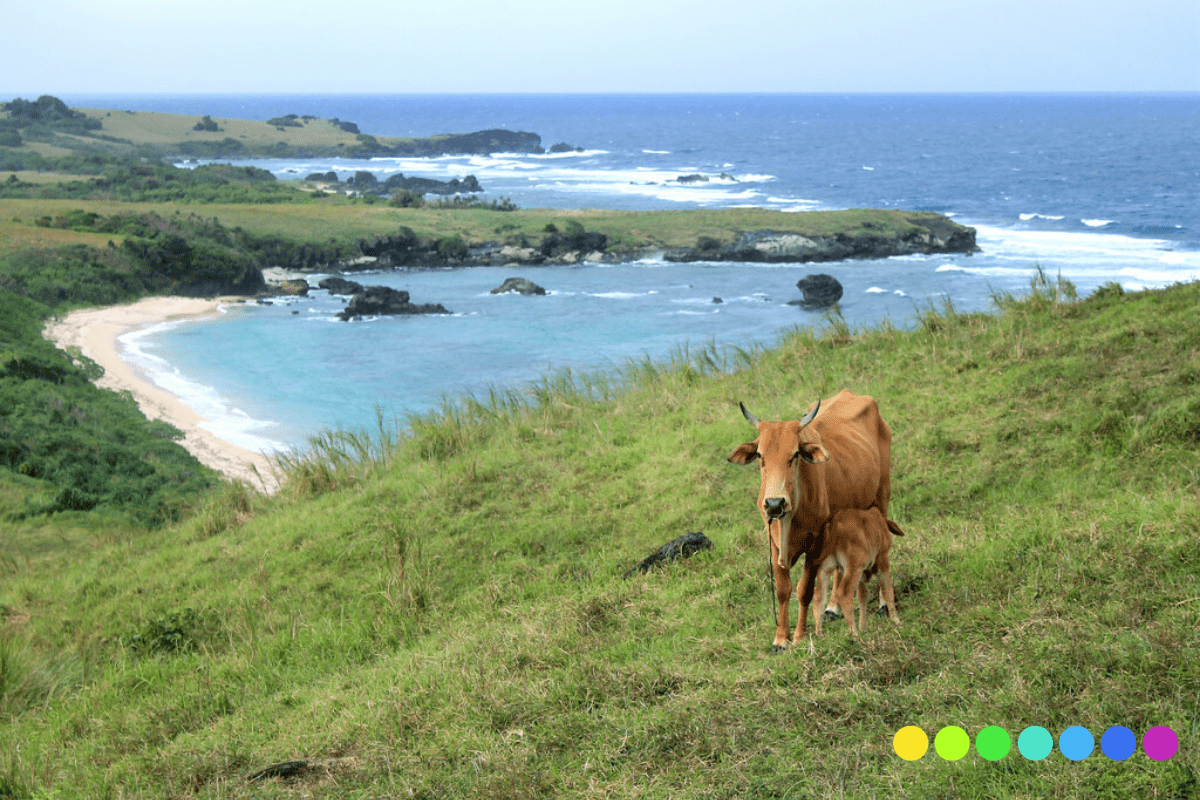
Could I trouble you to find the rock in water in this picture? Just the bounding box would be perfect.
[490,277,547,295]
[318,276,364,295]
[337,286,451,321]
[278,279,310,296]
[793,274,844,308]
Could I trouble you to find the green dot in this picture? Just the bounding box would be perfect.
[1018,726,1054,761]
[934,725,970,761]
[976,726,1012,761]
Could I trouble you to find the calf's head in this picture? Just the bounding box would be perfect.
[728,400,829,565]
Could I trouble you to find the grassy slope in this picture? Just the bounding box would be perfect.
[0,198,950,260]
[2,275,1197,798]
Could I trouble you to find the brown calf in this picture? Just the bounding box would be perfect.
[797,506,902,639]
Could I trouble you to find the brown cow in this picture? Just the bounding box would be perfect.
[797,506,902,640]
[727,389,901,651]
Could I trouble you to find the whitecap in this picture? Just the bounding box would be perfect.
[1083,219,1115,227]
[865,286,887,294]
[642,149,671,155]
[1019,213,1065,221]
[862,166,875,171]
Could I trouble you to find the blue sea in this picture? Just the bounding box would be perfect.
[61,93,1200,453]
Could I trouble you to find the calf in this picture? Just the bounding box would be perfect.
[797,506,902,639]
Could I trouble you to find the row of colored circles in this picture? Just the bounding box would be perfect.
[893,725,1179,762]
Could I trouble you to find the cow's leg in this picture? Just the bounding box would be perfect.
[836,558,864,638]
[795,559,818,641]
[875,550,901,626]
[813,562,833,637]
[772,559,793,652]
[857,574,868,632]
[823,569,845,622]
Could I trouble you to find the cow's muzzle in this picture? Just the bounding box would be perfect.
[764,497,788,519]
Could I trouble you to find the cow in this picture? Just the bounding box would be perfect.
[797,506,902,640]
[727,389,901,652]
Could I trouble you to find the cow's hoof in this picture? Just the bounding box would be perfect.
[770,643,789,655]
[823,609,843,623]
[877,605,891,617]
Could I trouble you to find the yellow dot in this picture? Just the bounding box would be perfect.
[894,726,930,761]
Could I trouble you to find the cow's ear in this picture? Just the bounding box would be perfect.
[727,442,759,465]
[799,443,830,464]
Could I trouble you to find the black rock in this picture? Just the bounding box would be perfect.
[623,532,714,578]
[490,277,547,295]
[792,274,844,308]
[318,277,364,295]
[336,286,451,321]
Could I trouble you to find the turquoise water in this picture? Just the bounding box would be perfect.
[83,93,1199,452]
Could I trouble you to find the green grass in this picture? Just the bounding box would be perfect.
[0,198,954,260]
[1,274,1198,798]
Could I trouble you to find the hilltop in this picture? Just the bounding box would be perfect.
[1,94,555,160]
[1,271,1197,798]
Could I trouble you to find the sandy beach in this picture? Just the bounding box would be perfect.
[43,297,281,494]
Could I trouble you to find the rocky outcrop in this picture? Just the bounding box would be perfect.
[258,213,975,276]
[316,171,483,198]
[277,279,310,296]
[491,277,547,295]
[382,173,481,196]
[789,274,843,308]
[664,215,977,264]
[317,277,364,295]
[336,286,451,321]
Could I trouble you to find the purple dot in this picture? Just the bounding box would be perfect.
[1143,726,1179,761]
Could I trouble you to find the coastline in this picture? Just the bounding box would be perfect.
[43,297,281,495]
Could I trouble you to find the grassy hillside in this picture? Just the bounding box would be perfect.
[2,272,1197,798]
[0,198,959,261]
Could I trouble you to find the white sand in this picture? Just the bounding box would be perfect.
[43,297,281,494]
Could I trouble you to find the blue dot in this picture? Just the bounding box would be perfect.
[1059,726,1095,761]
[1101,725,1137,761]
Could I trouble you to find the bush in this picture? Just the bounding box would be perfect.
[436,235,468,261]
[192,115,220,132]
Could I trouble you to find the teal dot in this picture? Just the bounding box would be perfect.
[1018,726,1054,761]
[1059,726,1094,761]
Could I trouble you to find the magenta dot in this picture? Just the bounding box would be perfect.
[1143,726,1179,761]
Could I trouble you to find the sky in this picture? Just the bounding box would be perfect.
[4,0,1198,94]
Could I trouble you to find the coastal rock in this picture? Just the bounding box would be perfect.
[278,279,310,296]
[382,173,482,196]
[318,277,364,295]
[498,245,545,265]
[540,229,609,261]
[336,286,451,321]
[791,274,844,308]
[491,277,547,296]
[662,215,978,264]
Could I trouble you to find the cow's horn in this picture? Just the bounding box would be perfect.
[799,398,821,427]
[739,402,760,427]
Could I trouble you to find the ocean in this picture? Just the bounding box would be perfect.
[61,93,1200,453]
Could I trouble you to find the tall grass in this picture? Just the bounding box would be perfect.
[2,279,1198,798]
